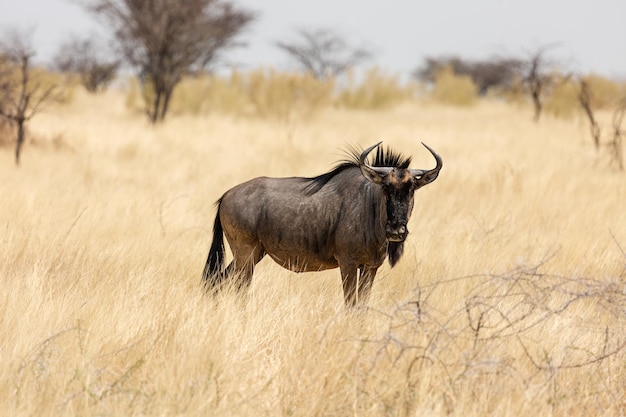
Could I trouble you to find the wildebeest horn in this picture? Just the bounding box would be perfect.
[409,142,443,178]
[359,142,393,181]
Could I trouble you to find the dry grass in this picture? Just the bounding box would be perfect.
[2,89,626,416]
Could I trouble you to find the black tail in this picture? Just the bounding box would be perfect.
[202,200,225,287]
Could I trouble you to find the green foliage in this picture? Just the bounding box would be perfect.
[336,68,416,110]
[429,66,478,106]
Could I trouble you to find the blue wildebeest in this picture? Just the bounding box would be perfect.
[202,142,442,306]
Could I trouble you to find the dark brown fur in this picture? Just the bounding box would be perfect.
[202,143,442,306]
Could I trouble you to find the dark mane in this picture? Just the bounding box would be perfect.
[373,145,412,169]
[303,145,412,195]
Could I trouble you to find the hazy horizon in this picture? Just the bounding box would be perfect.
[2,0,625,79]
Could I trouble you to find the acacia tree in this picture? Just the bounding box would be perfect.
[414,55,523,96]
[276,28,371,81]
[83,0,254,123]
[521,45,562,122]
[53,35,120,93]
[0,30,61,165]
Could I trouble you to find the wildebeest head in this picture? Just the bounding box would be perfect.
[359,142,443,244]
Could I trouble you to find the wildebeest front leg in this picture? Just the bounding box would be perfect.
[340,262,359,307]
[357,265,378,305]
[341,262,378,307]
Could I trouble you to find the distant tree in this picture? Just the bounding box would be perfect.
[0,29,62,165]
[53,35,120,93]
[467,58,524,95]
[578,77,626,170]
[82,0,255,123]
[414,55,523,96]
[520,45,563,122]
[578,79,601,150]
[276,28,371,81]
[609,98,626,170]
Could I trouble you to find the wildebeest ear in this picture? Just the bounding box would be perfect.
[358,142,392,184]
[415,169,440,185]
[360,165,386,184]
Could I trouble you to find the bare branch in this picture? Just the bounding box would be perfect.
[53,35,120,93]
[578,79,602,150]
[358,254,626,403]
[609,96,626,170]
[82,0,255,123]
[276,28,372,80]
[521,45,563,122]
[0,28,63,164]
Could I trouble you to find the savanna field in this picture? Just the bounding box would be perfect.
[2,88,626,416]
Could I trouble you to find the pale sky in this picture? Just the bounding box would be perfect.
[2,0,625,79]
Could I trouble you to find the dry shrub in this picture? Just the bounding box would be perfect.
[336,68,416,110]
[169,71,251,116]
[247,69,333,142]
[247,69,333,119]
[126,70,334,123]
[0,117,13,147]
[124,67,421,119]
[544,74,625,120]
[1,64,70,108]
[496,74,527,106]
[429,65,478,106]
[357,259,626,415]
[125,76,152,115]
[544,75,579,119]
[168,76,211,116]
[580,73,626,109]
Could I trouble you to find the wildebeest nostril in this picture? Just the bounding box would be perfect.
[386,224,407,237]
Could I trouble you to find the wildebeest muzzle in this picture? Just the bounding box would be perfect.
[386,222,408,242]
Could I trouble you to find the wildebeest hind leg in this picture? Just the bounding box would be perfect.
[230,244,265,292]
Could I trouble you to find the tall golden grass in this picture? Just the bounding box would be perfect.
[2,88,625,416]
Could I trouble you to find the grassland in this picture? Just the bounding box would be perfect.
[1,89,625,416]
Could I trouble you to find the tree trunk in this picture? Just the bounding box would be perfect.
[578,81,601,150]
[159,86,173,122]
[15,118,25,165]
[532,92,542,122]
[150,88,162,124]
